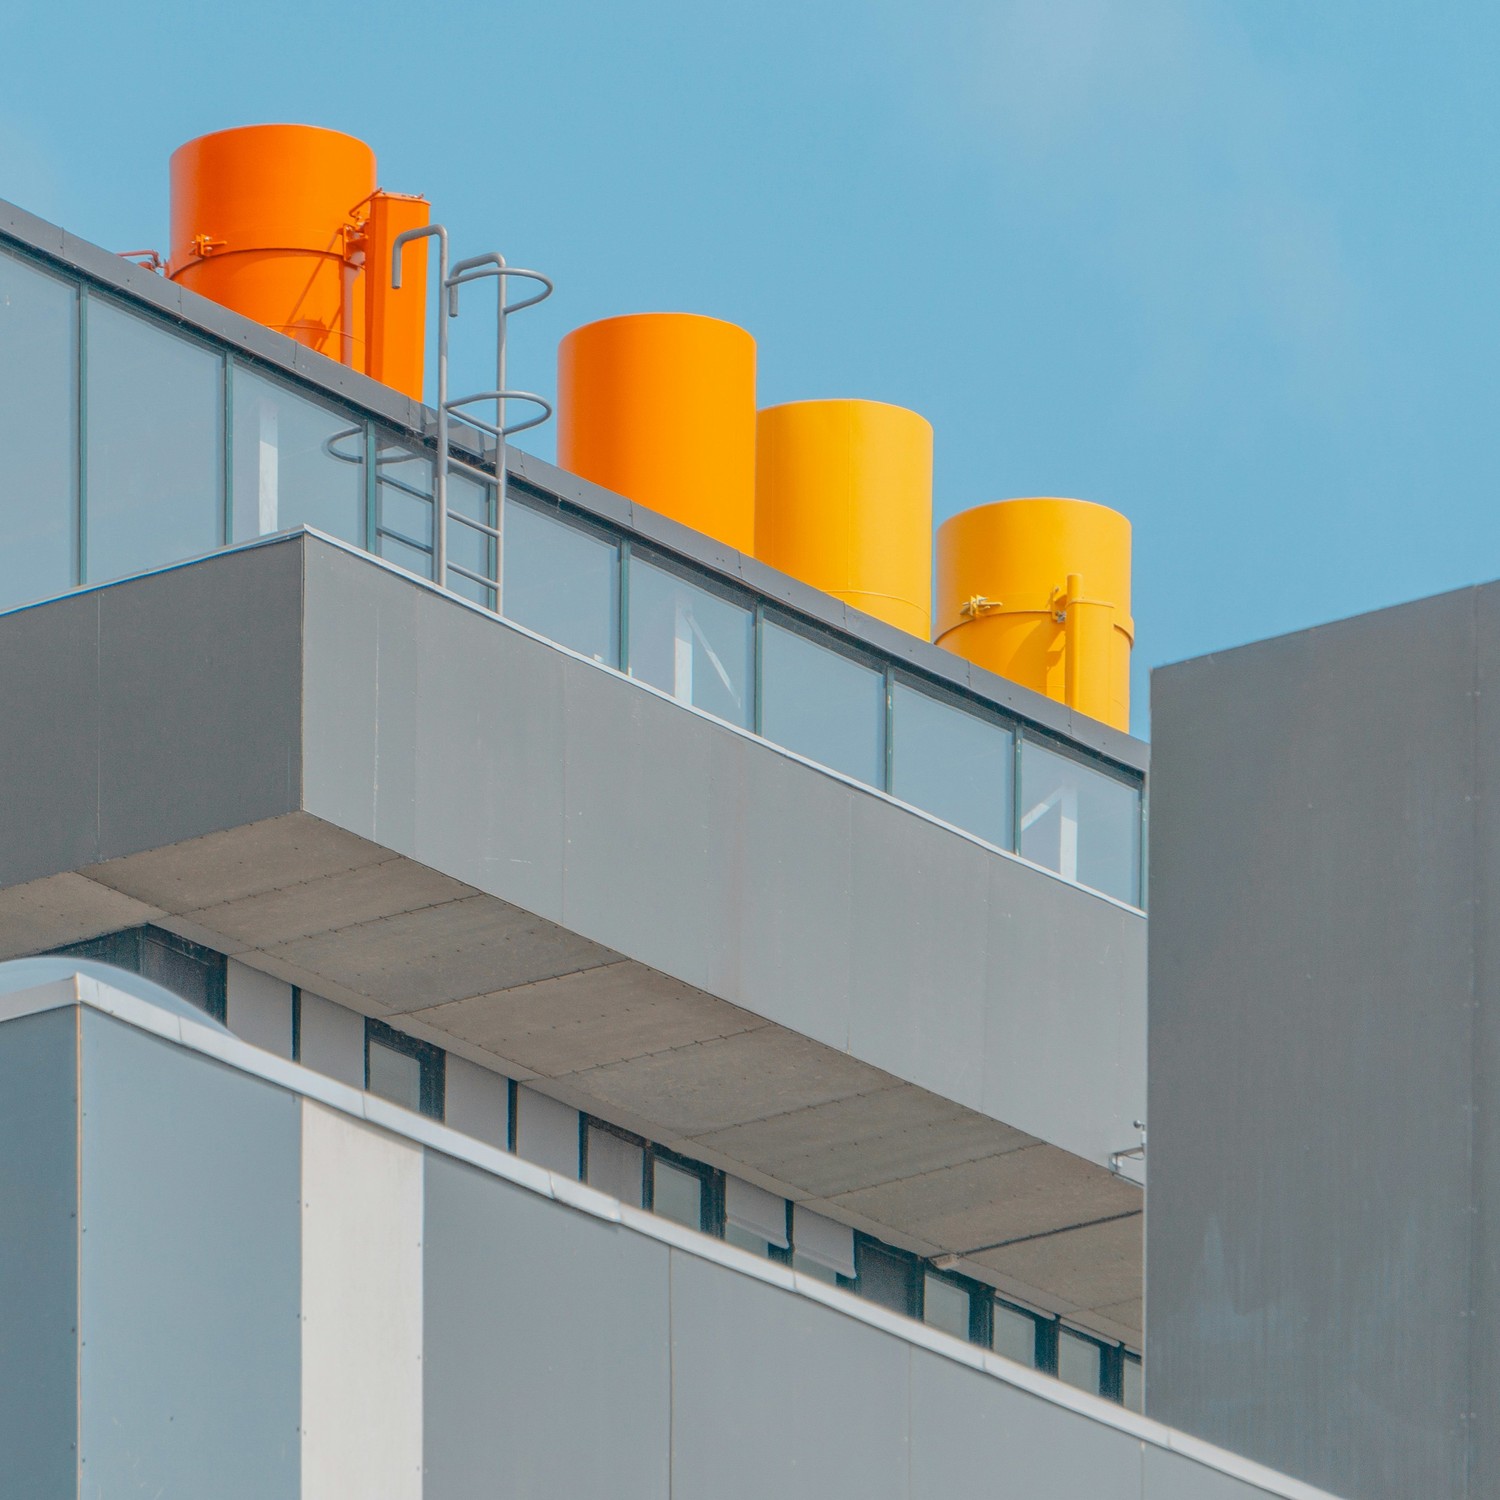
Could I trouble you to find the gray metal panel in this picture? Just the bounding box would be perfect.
[669,1250,909,1500]
[1148,587,1479,1500]
[847,797,989,1108]
[909,1348,1141,1500]
[1471,581,1500,1500]
[95,541,303,859]
[0,1009,80,1500]
[78,1010,300,1498]
[297,990,365,1089]
[0,591,101,885]
[514,1085,579,1176]
[1142,1445,1264,1500]
[422,1153,670,1500]
[442,1054,509,1149]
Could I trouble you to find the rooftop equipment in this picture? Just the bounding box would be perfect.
[168,124,430,400]
[556,313,757,554]
[755,399,933,639]
[935,498,1133,731]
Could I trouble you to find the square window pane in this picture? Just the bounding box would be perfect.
[725,1222,772,1257]
[1019,739,1142,904]
[791,1252,839,1285]
[993,1302,1038,1367]
[1123,1353,1143,1412]
[1058,1329,1103,1394]
[856,1242,913,1315]
[85,298,223,582]
[0,250,76,609]
[760,620,885,786]
[368,1039,422,1112]
[651,1158,703,1230]
[628,555,753,727]
[922,1274,971,1339]
[586,1126,644,1206]
[447,469,497,609]
[374,438,434,579]
[892,682,1013,847]
[502,499,620,665]
[231,368,364,545]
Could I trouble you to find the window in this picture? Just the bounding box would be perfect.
[48,925,227,1023]
[992,1300,1040,1367]
[502,496,621,665]
[85,297,223,582]
[364,1018,445,1119]
[231,367,365,546]
[854,1237,917,1316]
[759,618,885,786]
[1122,1352,1143,1412]
[922,1273,973,1340]
[627,553,753,727]
[1019,736,1142,905]
[1058,1327,1104,1394]
[647,1149,712,1231]
[791,1204,856,1284]
[891,680,1013,848]
[723,1176,790,1259]
[585,1123,645,1206]
[0,249,76,610]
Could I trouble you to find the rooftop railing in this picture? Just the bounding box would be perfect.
[0,235,1145,908]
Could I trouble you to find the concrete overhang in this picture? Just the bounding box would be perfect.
[0,533,1145,1338]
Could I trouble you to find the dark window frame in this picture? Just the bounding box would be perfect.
[48,923,228,1023]
[364,1017,446,1120]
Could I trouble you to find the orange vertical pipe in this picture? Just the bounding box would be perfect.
[361,191,430,401]
[557,313,757,553]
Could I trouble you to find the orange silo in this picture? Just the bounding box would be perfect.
[756,399,933,639]
[934,498,1133,731]
[556,313,757,554]
[167,124,429,400]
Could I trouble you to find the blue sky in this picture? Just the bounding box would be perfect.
[6,1,1498,734]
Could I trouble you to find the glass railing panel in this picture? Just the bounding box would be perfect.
[891,679,1014,850]
[0,248,77,610]
[1019,736,1142,904]
[230,366,365,546]
[84,296,223,583]
[373,437,434,580]
[501,496,620,666]
[759,617,885,787]
[627,552,753,729]
[446,468,496,610]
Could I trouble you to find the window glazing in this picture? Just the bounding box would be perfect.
[992,1301,1039,1367]
[231,367,364,545]
[650,1155,705,1230]
[85,297,223,582]
[891,681,1013,849]
[922,1273,972,1340]
[1123,1352,1143,1412]
[502,498,620,665]
[364,1018,445,1118]
[628,553,753,728]
[759,619,885,787]
[1019,737,1142,904]
[0,250,75,609]
[1058,1328,1104,1393]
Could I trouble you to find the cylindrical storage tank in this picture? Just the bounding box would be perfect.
[755,400,933,639]
[169,125,376,365]
[934,498,1133,730]
[557,313,756,553]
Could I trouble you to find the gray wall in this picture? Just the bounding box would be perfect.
[78,1011,302,1499]
[0,1008,78,1499]
[300,538,1145,1166]
[1148,583,1500,1499]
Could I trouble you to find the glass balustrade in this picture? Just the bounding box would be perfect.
[0,234,1145,909]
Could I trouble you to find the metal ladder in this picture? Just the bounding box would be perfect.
[391,224,554,602]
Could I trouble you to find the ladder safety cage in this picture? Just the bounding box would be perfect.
[383,225,552,604]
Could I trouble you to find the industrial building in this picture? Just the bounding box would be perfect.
[0,124,1394,1498]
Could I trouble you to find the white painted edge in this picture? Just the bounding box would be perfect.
[0,977,1335,1500]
